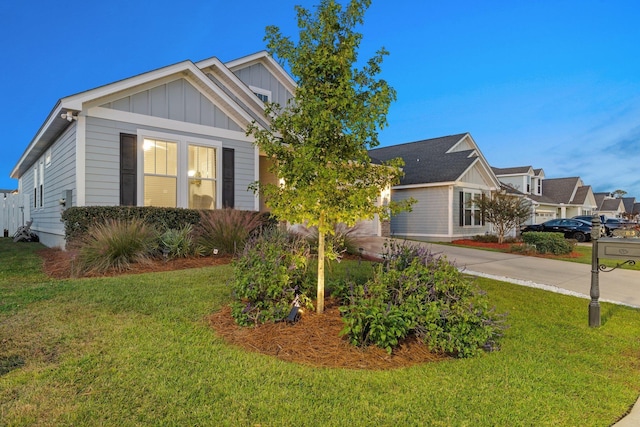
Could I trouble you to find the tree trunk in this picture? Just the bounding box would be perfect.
[317,227,325,314]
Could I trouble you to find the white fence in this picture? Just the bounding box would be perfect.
[1,193,27,237]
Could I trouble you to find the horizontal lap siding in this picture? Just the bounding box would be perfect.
[32,125,77,246]
[84,117,256,210]
[391,187,449,237]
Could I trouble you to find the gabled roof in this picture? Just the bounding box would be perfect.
[621,197,636,213]
[491,166,533,176]
[633,202,640,214]
[540,177,582,204]
[368,133,500,188]
[601,198,624,212]
[11,51,292,179]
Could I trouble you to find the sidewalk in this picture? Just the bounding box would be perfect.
[353,236,640,426]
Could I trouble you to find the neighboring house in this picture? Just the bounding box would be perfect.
[594,192,625,218]
[492,166,598,224]
[368,133,501,242]
[620,197,637,220]
[9,51,295,247]
[532,177,598,219]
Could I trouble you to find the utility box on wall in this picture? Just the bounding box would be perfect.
[61,190,72,208]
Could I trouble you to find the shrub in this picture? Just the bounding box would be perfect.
[521,232,574,255]
[339,240,506,357]
[196,208,269,256]
[62,206,200,243]
[230,229,314,326]
[296,223,363,260]
[74,218,159,275]
[472,234,519,244]
[159,223,203,259]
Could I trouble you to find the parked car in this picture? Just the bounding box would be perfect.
[571,216,606,237]
[603,218,633,236]
[521,218,594,242]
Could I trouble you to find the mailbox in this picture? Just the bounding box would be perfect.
[598,237,640,261]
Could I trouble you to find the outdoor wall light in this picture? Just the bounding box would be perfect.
[60,112,78,122]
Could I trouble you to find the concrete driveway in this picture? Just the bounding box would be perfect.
[354,237,640,308]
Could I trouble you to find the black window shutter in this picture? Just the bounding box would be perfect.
[222,148,235,208]
[459,191,464,227]
[481,193,486,225]
[120,133,137,206]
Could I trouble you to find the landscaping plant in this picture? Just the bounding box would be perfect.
[159,223,203,259]
[230,229,314,326]
[522,231,574,255]
[339,240,506,357]
[74,218,159,275]
[196,208,267,256]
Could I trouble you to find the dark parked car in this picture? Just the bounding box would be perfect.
[521,218,594,242]
[571,215,606,236]
[603,218,632,236]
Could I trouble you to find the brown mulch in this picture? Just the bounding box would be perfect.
[37,248,448,370]
[451,239,581,259]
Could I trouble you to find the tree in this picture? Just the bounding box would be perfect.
[248,0,410,313]
[612,189,627,199]
[474,190,532,244]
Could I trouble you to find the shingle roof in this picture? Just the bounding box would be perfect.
[601,198,623,211]
[572,185,592,204]
[368,133,476,185]
[491,166,532,175]
[540,177,581,204]
[621,197,636,212]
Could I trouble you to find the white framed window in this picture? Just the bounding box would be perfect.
[38,159,44,208]
[250,85,271,103]
[45,148,52,167]
[138,130,222,209]
[461,190,483,227]
[33,166,38,209]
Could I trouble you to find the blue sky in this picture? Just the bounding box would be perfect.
[1,1,639,197]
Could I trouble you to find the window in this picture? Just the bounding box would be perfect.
[526,176,531,193]
[45,149,52,167]
[38,160,44,208]
[250,85,271,103]
[461,190,483,227]
[536,179,542,195]
[138,131,223,209]
[33,166,37,208]
[143,138,178,207]
[188,145,216,209]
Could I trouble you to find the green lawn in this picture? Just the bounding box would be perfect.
[1,238,640,426]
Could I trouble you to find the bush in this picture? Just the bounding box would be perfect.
[196,208,271,256]
[295,223,363,260]
[472,234,519,244]
[62,206,200,243]
[74,218,159,275]
[230,230,314,326]
[339,240,506,357]
[159,223,203,259]
[521,232,574,255]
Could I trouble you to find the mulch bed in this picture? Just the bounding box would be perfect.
[37,248,448,370]
[451,239,581,259]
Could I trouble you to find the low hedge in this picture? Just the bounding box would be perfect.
[521,231,574,255]
[62,206,205,242]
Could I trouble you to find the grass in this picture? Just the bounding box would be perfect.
[1,237,640,426]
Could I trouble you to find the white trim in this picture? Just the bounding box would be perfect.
[254,146,260,211]
[136,129,223,209]
[448,185,454,237]
[88,107,254,142]
[249,85,272,103]
[76,116,86,206]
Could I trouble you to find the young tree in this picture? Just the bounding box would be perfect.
[612,189,627,199]
[475,190,532,244]
[248,0,410,313]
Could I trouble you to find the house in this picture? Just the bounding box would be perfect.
[368,133,501,242]
[594,192,625,218]
[492,166,598,224]
[9,51,295,247]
